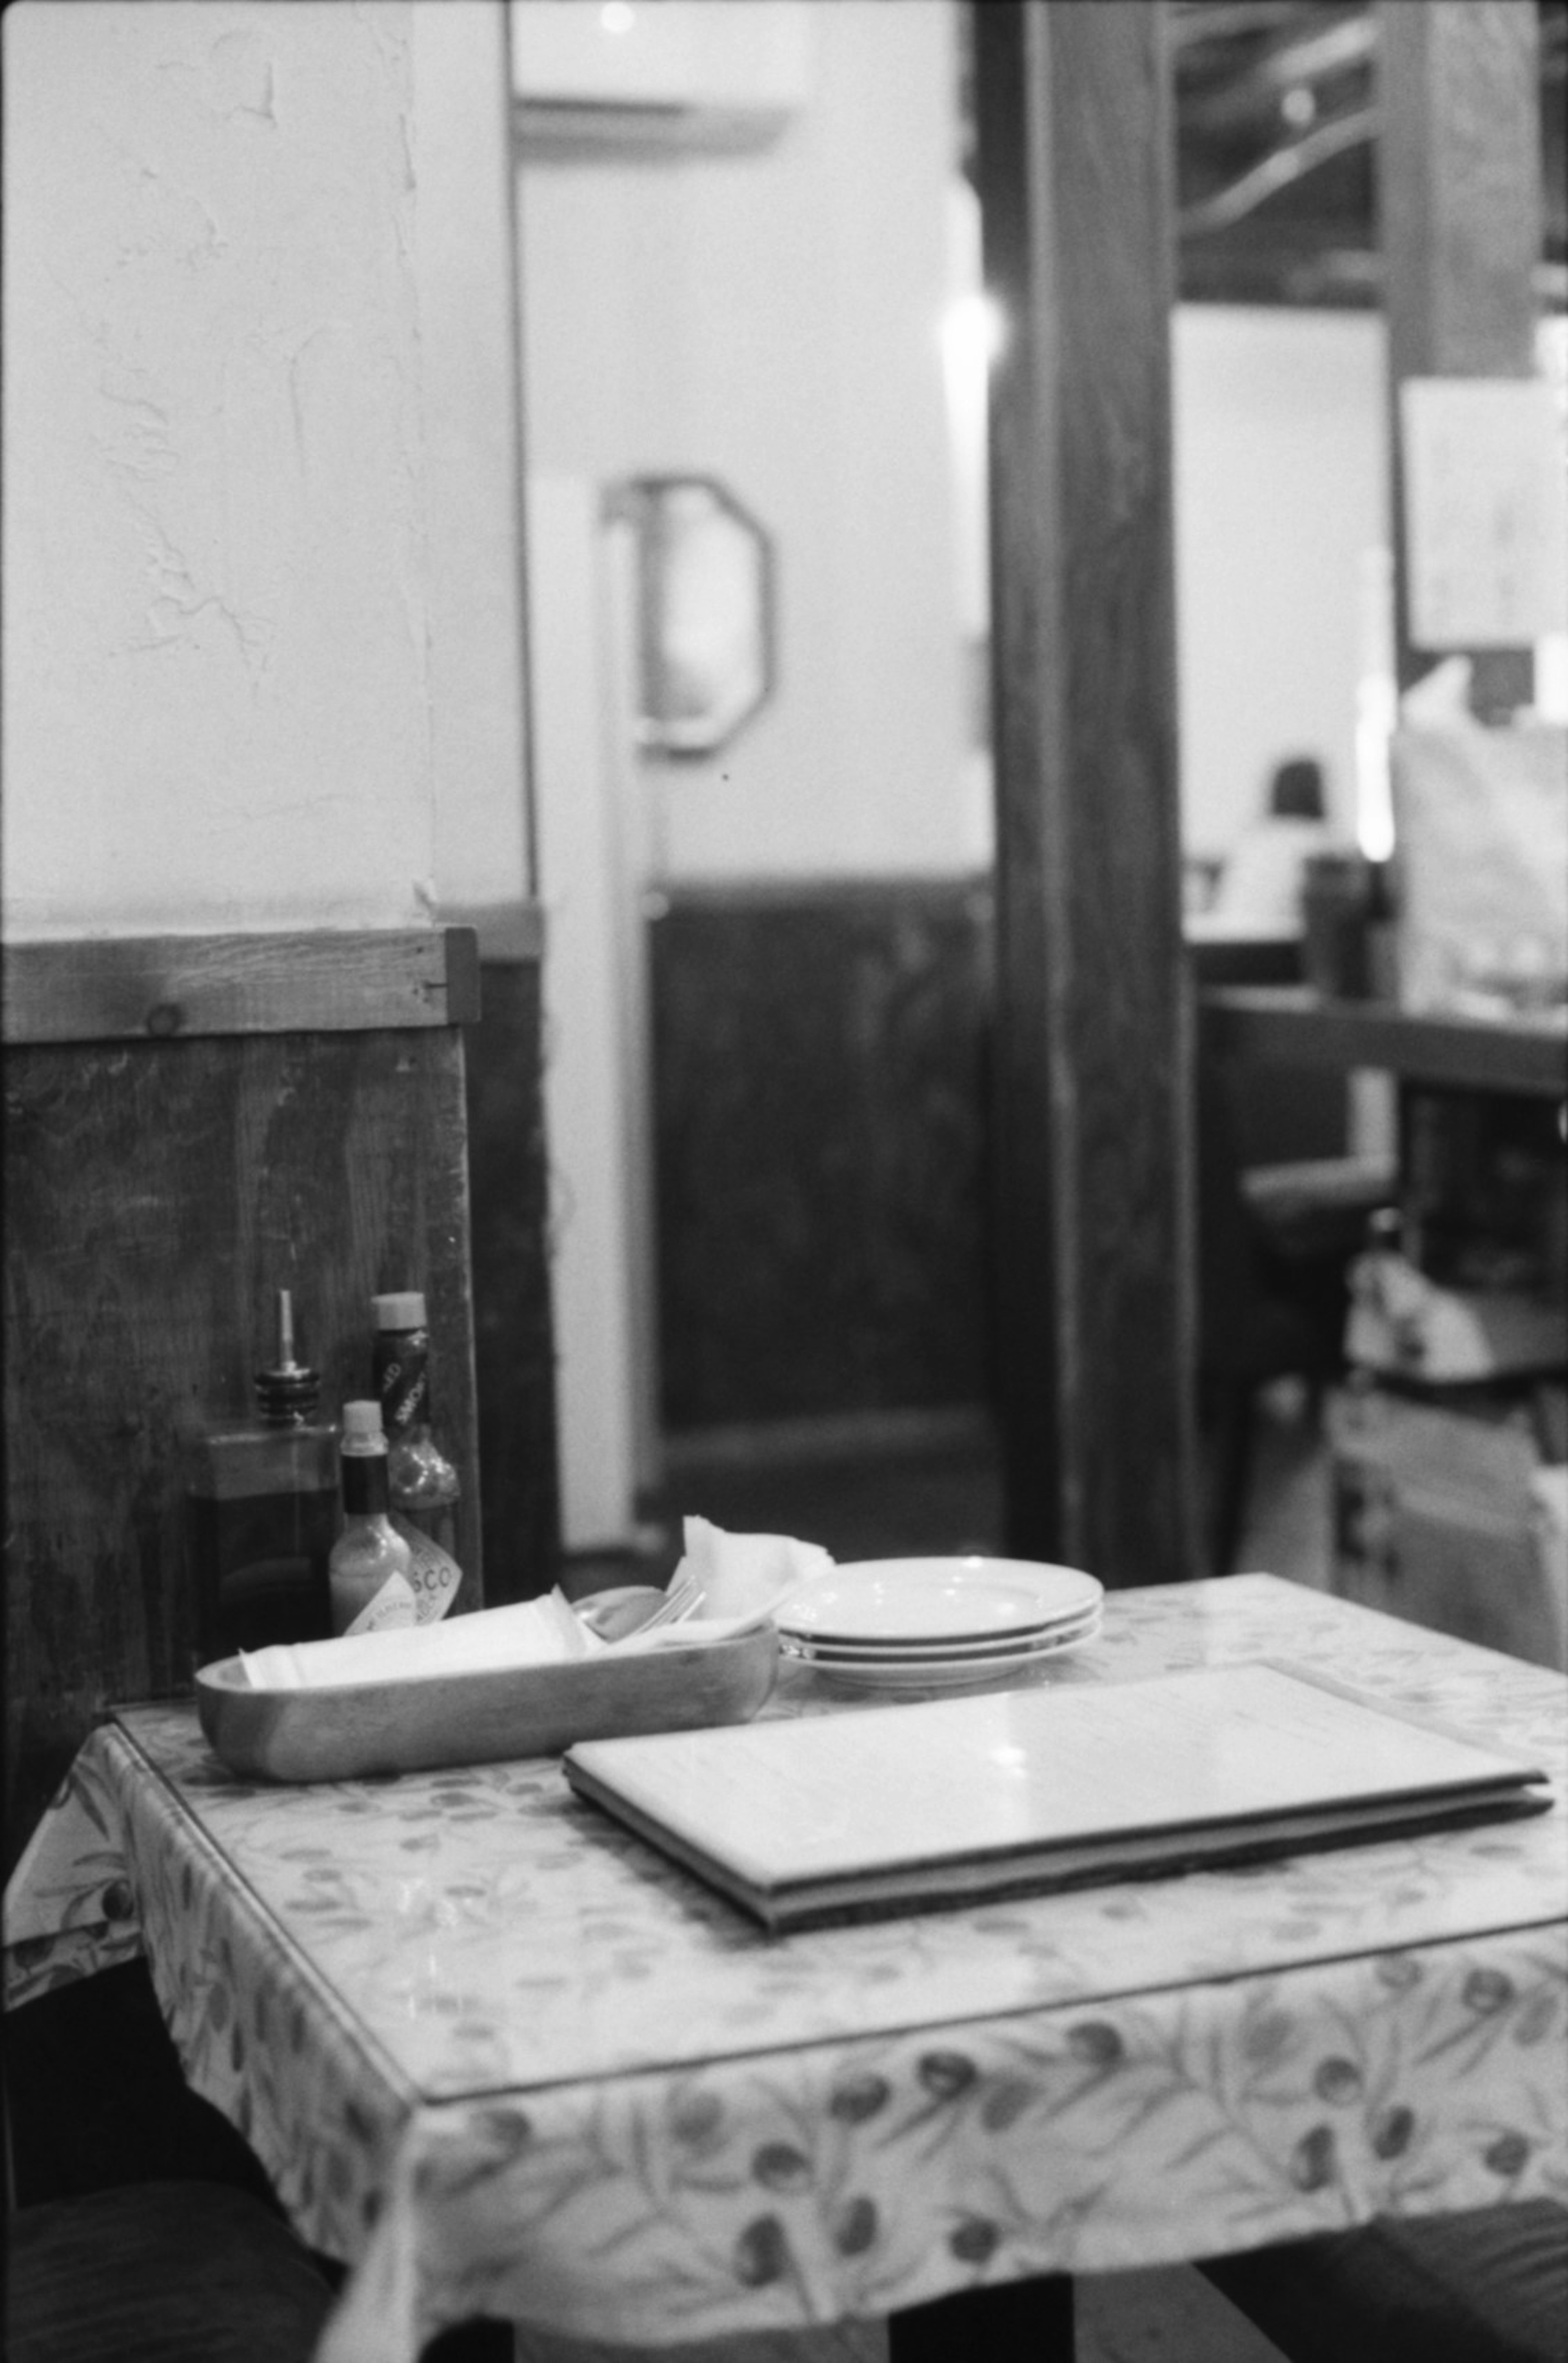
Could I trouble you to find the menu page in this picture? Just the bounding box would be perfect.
[565,1663,1547,1906]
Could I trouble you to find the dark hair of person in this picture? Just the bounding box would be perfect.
[1269,757,1326,821]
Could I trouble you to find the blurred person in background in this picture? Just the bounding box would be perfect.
[1210,755,1337,933]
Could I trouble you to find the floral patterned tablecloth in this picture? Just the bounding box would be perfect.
[6,1576,1566,2361]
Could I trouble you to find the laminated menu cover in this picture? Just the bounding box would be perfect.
[563,1662,1551,1932]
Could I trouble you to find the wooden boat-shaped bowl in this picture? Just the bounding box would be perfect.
[196,1624,780,1784]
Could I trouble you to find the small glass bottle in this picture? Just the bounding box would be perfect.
[329,1401,420,1636]
[371,1291,463,1622]
[186,1291,338,1667]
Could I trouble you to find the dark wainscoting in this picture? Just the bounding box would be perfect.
[646,890,1347,1460]
[649,879,996,1434]
[2,930,485,1873]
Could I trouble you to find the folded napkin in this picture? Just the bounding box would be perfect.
[232,1519,835,1690]
[674,1514,834,1623]
[236,1592,599,1692]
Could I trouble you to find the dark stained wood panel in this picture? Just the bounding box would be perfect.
[1379,0,1544,374]
[1168,0,1566,308]
[3,927,481,1046]
[1376,0,1544,711]
[974,2,1199,1583]
[1203,986,1568,1098]
[649,882,994,1434]
[4,1024,481,1871]
[463,950,561,1601]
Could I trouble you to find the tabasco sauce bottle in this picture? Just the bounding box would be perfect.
[328,1401,419,1636]
[370,1291,464,1622]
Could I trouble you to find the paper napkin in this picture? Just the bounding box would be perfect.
[236,1591,599,1691]
[675,1514,834,1622]
[232,1519,835,1689]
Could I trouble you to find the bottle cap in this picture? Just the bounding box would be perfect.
[254,1288,321,1423]
[372,1291,426,1330]
[341,1399,385,1445]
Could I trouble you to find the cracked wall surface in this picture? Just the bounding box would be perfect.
[3,0,528,940]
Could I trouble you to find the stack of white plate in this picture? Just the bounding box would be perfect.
[777,1556,1103,1690]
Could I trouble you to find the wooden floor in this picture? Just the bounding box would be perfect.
[1231,1377,1335,1594]
[646,1376,1336,1598]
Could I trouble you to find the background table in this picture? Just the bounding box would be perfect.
[6,1576,1566,2362]
[1200,987,1567,1100]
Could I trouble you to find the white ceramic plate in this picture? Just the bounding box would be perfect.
[786,1602,1104,1664]
[783,1615,1102,1690]
[779,1556,1102,1646]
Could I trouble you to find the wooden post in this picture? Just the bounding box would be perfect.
[973,2,1198,1583]
[1377,0,1544,713]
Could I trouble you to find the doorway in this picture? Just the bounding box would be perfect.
[512,2,1004,1571]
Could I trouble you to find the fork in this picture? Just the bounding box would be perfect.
[575,1566,704,1643]
[630,1566,704,1635]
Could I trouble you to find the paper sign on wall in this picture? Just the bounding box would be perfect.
[1399,378,1568,649]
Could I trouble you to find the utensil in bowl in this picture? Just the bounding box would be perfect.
[574,1568,704,1643]
[574,1585,668,1641]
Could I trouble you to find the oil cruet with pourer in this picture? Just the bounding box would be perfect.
[185,1289,338,1667]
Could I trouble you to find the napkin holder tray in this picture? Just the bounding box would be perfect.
[196,1625,780,1784]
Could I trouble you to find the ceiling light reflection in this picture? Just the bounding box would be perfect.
[941,292,1006,386]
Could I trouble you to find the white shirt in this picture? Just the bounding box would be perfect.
[1209,815,1336,932]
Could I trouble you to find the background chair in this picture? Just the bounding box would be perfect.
[1196,1045,1387,1573]
[6,2180,336,2363]
[4,1959,334,2363]
[3,1958,514,2363]
[1201,2202,1568,2363]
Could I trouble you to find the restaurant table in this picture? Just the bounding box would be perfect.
[1199,987,1567,1100]
[6,1575,1566,2363]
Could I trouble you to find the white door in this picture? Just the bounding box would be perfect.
[526,472,661,1552]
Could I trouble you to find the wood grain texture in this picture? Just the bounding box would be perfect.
[2,927,481,1046]
[1376,0,1543,709]
[463,954,561,1601]
[649,882,994,1432]
[195,1627,778,1785]
[3,1027,481,1871]
[1378,0,1543,377]
[974,2,1199,1584]
[1203,987,1568,1099]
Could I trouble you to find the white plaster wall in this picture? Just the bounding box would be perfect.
[516,0,969,884]
[515,3,1390,886]
[1173,305,1390,859]
[412,1,531,911]
[3,0,530,941]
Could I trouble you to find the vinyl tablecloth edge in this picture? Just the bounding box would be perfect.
[5,1717,1568,2357]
